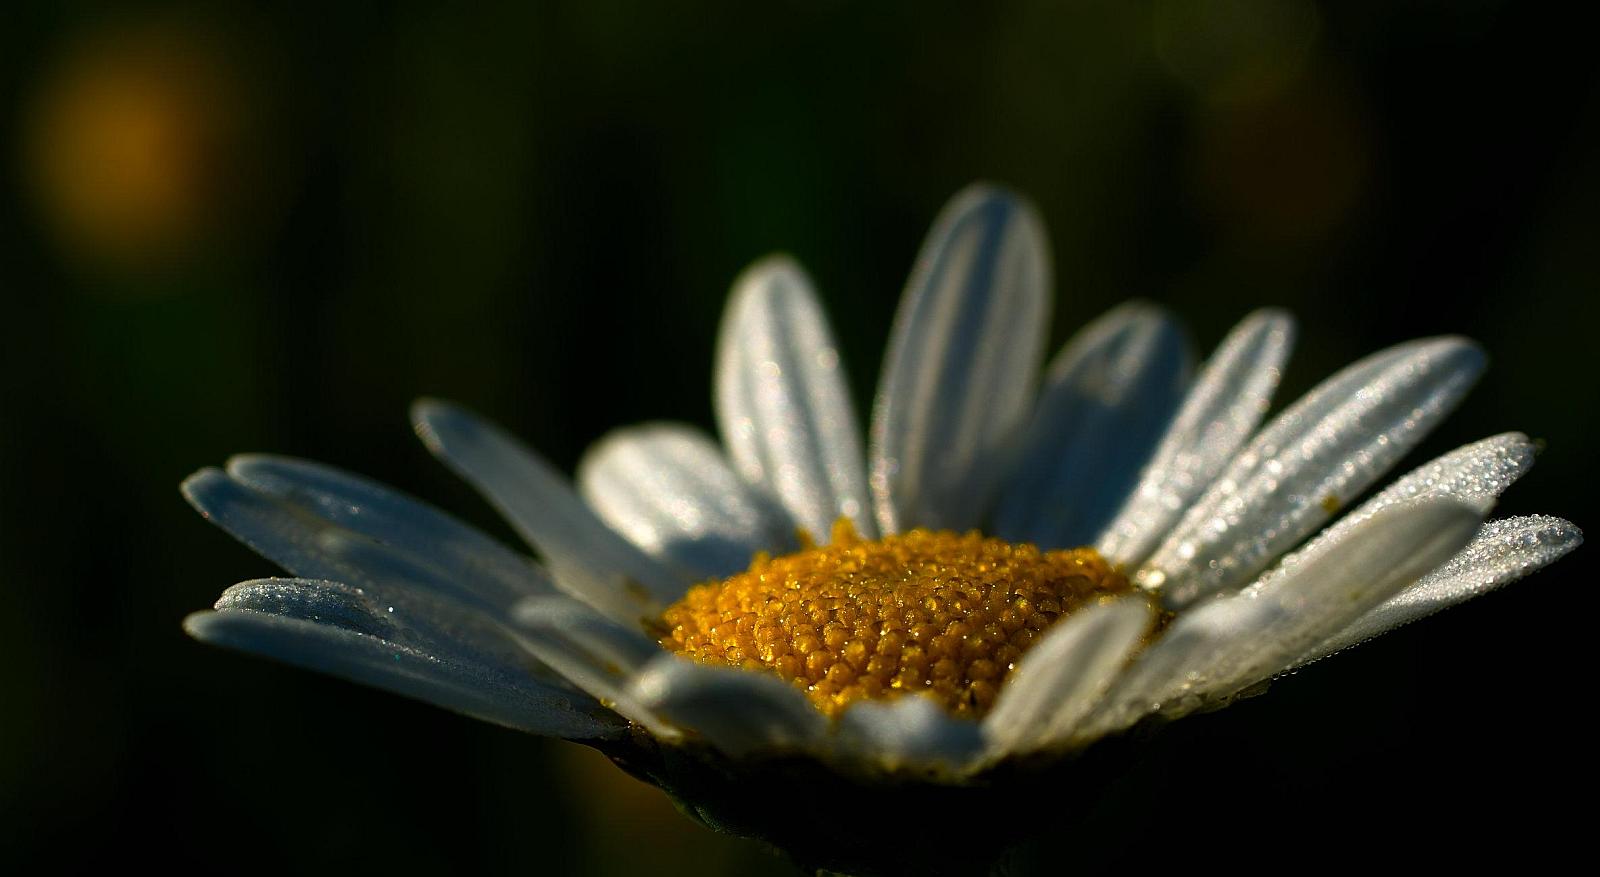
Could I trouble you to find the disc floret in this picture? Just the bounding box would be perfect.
[658,520,1132,718]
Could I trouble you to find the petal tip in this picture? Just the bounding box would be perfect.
[937,182,1045,242]
[411,397,469,452]
[951,179,1024,208]
[181,609,221,642]
[741,252,805,281]
[179,466,229,512]
[1417,334,1488,373]
[1244,306,1296,334]
[222,453,271,477]
[730,254,814,312]
[410,396,445,423]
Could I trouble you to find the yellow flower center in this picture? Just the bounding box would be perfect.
[657,520,1132,719]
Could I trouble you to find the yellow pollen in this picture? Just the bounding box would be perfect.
[657,519,1132,719]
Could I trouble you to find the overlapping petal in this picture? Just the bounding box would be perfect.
[993,302,1192,549]
[1096,309,1294,567]
[870,184,1050,534]
[833,696,985,772]
[186,578,622,739]
[412,400,685,623]
[1244,432,1536,598]
[715,257,874,541]
[1303,514,1581,663]
[183,466,545,618]
[224,454,552,610]
[579,422,788,581]
[512,596,677,736]
[631,655,828,756]
[1143,337,1485,607]
[982,598,1153,757]
[1083,496,1485,739]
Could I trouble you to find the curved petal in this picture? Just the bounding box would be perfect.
[1300,514,1581,664]
[578,423,787,580]
[993,302,1192,549]
[832,695,985,774]
[1143,337,1486,607]
[1243,432,1536,598]
[1083,496,1484,739]
[412,399,684,624]
[205,575,541,675]
[186,578,623,740]
[869,184,1051,534]
[715,256,874,541]
[630,655,827,756]
[1097,309,1294,566]
[179,474,591,687]
[183,467,542,618]
[982,598,1153,758]
[511,596,676,736]
[225,454,552,609]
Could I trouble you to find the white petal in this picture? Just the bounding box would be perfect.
[208,575,542,677]
[869,184,1051,533]
[1300,515,1581,664]
[578,423,787,580]
[833,696,985,773]
[715,256,874,541]
[183,468,540,618]
[982,598,1153,757]
[1243,432,1536,598]
[412,399,684,624]
[630,655,826,756]
[225,454,552,609]
[186,578,622,740]
[1144,337,1485,607]
[1097,309,1295,566]
[1084,496,1484,739]
[993,303,1192,549]
[511,596,676,737]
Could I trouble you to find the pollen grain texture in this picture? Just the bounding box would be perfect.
[657,520,1132,719]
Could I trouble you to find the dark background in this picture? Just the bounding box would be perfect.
[2,1,1596,873]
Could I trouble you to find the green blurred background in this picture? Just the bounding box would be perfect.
[2,1,1596,872]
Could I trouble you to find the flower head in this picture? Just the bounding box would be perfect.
[183,184,1579,875]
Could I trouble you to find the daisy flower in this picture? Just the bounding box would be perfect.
[183,184,1579,876]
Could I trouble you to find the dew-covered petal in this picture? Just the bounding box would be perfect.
[1083,496,1484,738]
[578,423,787,581]
[412,399,685,624]
[512,595,675,736]
[833,696,985,773]
[1073,594,1258,741]
[982,598,1153,758]
[630,655,827,756]
[1243,432,1536,598]
[1097,309,1295,567]
[183,467,537,619]
[869,184,1050,534]
[225,454,552,609]
[715,257,874,541]
[207,575,548,678]
[185,578,623,740]
[1300,515,1582,664]
[1143,337,1485,608]
[992,304,1191,549]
